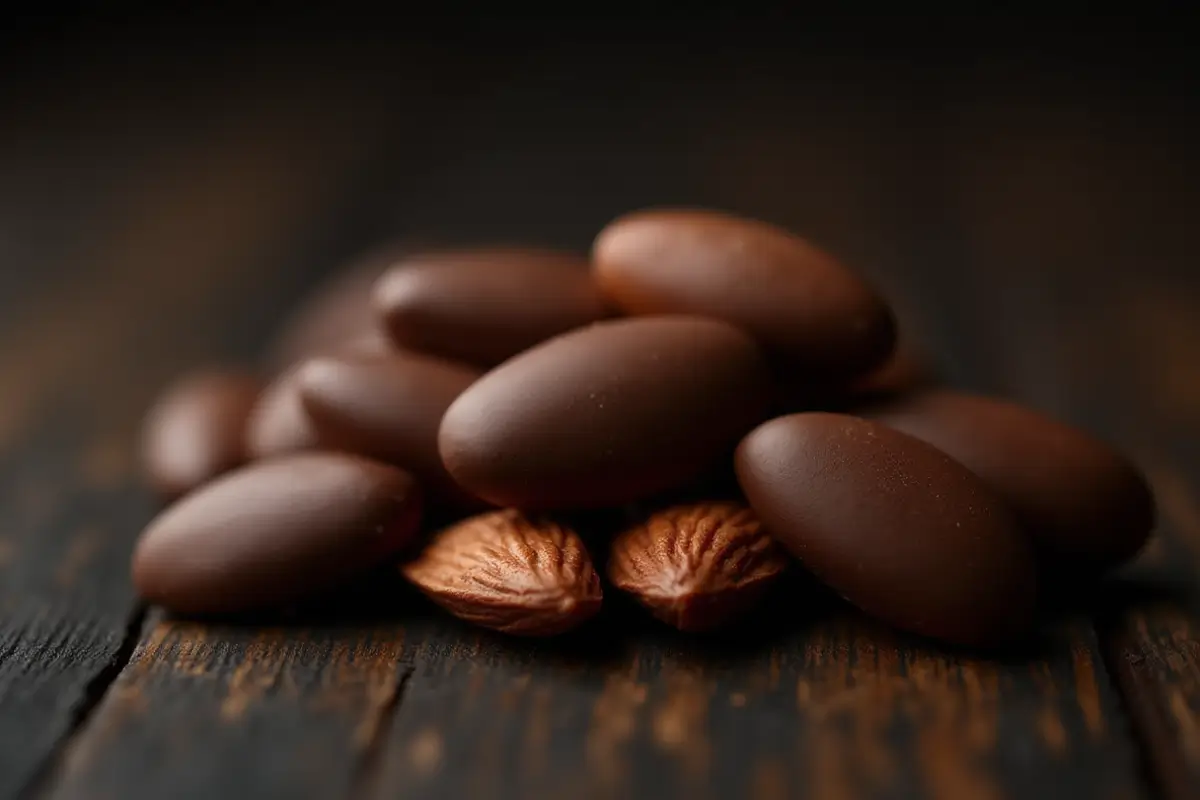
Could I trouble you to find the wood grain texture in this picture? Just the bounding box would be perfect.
[2,30,1197,800]
[936,75,1200,800]
[357,61,1148,800]
[0,37,430,798]
[358,605,1145,800]
[45,611,412,800]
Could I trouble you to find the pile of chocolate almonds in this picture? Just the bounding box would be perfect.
[134,209,1155,648]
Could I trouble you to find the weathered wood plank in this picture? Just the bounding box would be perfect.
[44,611,412,800]
[14,42,1190,800]
[353,69,1150,800]
[938,76,1200,800]
[362,606,1144,800]
[0,43,413,796]
[23,56,839,800]
[1089,269,1200,799]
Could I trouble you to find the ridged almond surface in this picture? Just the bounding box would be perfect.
[608,501,788,631]
[401,509,603,636]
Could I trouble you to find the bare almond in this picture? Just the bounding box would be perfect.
[401,509,603,636]
[608,501,788,631]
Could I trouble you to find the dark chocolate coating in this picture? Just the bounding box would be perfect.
[735,412,1037,647]
[132,453,422,614]
[297,350,482,503]
[593,209,896,378]
[858,390,1155,571]
[140,369,262,498]
[374,247,609,367]
[440,316,773,509]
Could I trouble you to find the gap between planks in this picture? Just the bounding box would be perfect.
[19,604,149,800]
[351,665,416,797]
[1097,459,1200,800]
[1101,621,1183,800]
[24,614,423,800]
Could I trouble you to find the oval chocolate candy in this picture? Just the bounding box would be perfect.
[297,350,482,502]
[736,412,1037,647]
[374,247,609,367]
[140,369,262,498]
[593,209,896,378]
[132,453,422,614]
[440,316,773,509]
[858,390,1155,571]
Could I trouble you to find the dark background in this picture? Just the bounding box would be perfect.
[3,10,1198,384]
[3,10,1200,800]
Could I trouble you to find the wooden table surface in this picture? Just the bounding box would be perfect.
[2,22,1199,800]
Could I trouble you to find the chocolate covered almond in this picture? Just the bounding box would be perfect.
[860,390,1155,571]
[140,369,262,498]
[736,413,1037,647]
[132,453,422,614]
[440,316,772,509]
[375,248,608,367]
[593,209,895,378]
[297,350,481,502]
